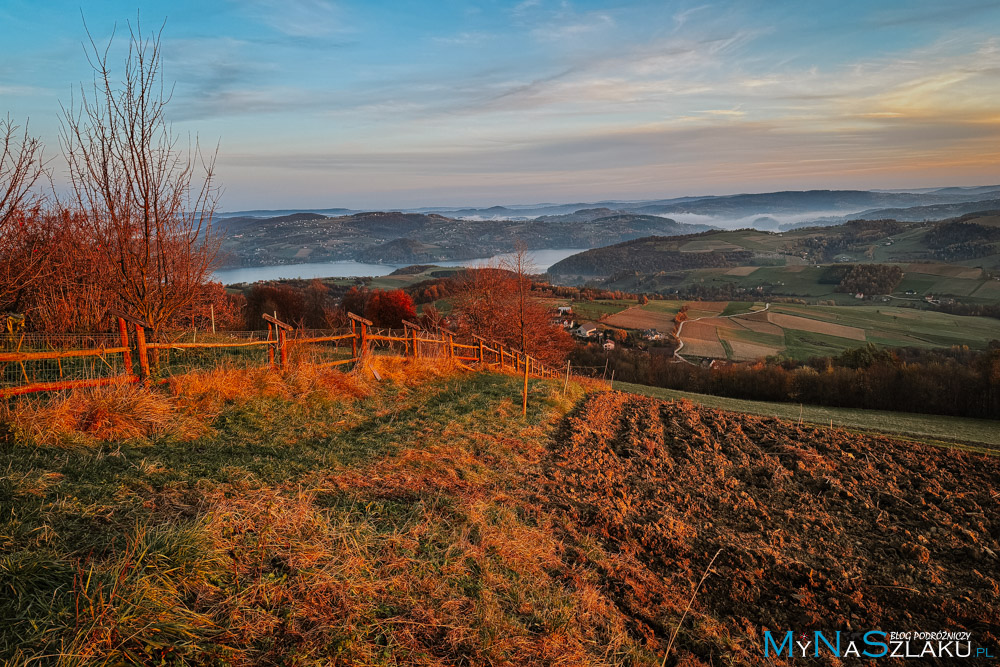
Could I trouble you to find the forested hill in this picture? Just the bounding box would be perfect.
[547,235,754,278]
[548,212,1000,279]
[218,210,713,268]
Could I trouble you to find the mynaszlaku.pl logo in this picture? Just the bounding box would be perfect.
[763,631,996,659]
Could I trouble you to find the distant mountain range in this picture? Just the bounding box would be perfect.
[547,211,1000,280]
[218,210,712,268]
[215,186,1000,268]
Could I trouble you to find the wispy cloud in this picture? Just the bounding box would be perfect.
[432,31,496,46]
[867,1,1000,28]
[236,0,346,37]
[673,4,710,29]
[0,84,51,97]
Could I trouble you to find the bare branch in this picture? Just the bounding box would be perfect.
[60,17,221,337]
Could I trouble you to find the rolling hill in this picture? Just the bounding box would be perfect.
[548,213,1000,284]
[218,210,713,268]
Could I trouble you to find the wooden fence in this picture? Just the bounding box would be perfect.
[0,312,563,400]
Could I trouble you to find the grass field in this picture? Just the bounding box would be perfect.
[4,360,997,663]
[565,297,998,362]
[613,381,1000,453]
[604,259,999,305]
[664,301,1000,362]
[1,363,668,665]
[567,299,635,321]
[368,266,462,290]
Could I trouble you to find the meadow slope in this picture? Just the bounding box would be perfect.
[2,363,997,665]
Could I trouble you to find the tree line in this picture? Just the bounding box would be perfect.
[572,342,1000,420]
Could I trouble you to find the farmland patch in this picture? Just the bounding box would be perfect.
[906,263,983,279]
[543,393,1000,666]
[603,306,677,331]
[767,312,866,340]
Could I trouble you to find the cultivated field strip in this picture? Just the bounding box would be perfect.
[539,392,1000,664]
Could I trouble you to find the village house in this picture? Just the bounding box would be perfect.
[573,322,599,338]
[549,306,575,329]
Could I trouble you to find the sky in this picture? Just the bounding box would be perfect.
[3,0,1000,211]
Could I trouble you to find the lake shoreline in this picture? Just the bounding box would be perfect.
[213,248,589,284]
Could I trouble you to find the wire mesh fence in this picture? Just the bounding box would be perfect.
[146,330,280,377]
[0,332,130,389]
[1,317,565,399]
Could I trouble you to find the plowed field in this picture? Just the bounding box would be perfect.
[537,392,1000,665]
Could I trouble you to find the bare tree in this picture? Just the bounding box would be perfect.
[60,20,220,337]
[452,243,574,367]
[0,116,43,226]
[508,240,532,354]
[0,116,45,310]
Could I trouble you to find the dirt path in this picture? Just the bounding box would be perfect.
[674,302,769,364]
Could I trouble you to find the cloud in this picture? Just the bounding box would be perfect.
[0,84,51,97]
[700,108,745,117]
[673,5,711,29]
[509,0,617,42]
[531,12,615,41]
[236,0,345,38]
[432,31,496,46]
[868,1,1000,28]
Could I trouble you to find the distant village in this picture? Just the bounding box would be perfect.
[550,305,664,352]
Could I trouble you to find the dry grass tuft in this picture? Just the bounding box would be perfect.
[5,382,189,447]
[364,355,466,385]
[168,362,372,416]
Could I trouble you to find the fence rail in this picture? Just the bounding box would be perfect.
[0,313,563,402]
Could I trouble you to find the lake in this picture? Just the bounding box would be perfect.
[213,248,588,284]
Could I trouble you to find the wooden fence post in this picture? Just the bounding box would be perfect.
[471,334,485,364]
[278,328,288,368]
[116,317,134,379]
[346,313,373,367]
[448,333,455,358]
[110,310,149,382]
[267,323,275,366]
[351,319,357,358]
[263,314,293,370]
[522,353,529,417]
[402,319,421,359]
[134,323,150,384]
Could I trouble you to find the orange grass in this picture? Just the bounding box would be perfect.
[3,382,191,446]
[4,358,660,664]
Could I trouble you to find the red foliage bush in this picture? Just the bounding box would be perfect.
[366,289,417,329]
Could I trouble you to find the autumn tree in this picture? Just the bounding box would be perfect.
[20,208,117,332]
[60,21,220,338]
[244,284,305,328]
[419,304,444,331]
[341,286,370,318]
[452,247,573,367]
[175,281,245,331]
[0,116,46,311]
[366,289,417,329]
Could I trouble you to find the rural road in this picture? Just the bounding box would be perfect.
[673,302,770,365]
